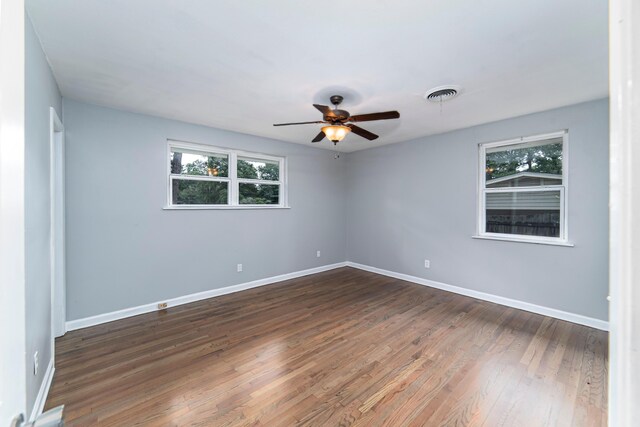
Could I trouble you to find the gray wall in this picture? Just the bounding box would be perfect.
[64,98,608,323]
[345,99,609,321]
[25,15,62,414]
[63,99,347,320]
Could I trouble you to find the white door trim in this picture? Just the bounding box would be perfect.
[49,107,65,341]
[0,0,28,423]
[609,0,640,425]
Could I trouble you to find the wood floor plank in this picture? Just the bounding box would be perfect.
[46,267,608,426]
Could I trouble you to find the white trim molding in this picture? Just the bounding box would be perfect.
[609,0,640,424]
[29,359,54,422]
[471,234,574,247]
[49,107,66,341]
[67,260,608,333]
[0,0,28,423]
[346,262,608,331]
[66,262,347,331]
[162,205,291,211]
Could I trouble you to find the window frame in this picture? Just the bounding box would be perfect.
[166,140,288,209]
[475,130,571,246]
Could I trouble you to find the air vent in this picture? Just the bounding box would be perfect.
[424,85,461,103]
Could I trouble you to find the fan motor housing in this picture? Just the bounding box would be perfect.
[328,109,350,122]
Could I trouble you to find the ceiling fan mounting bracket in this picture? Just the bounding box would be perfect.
[329,95,344,106]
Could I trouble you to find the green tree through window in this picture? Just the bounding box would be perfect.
[169,146,283,206]
[486,142,562,181]
[238,160,279,204]
[171,152,229,204]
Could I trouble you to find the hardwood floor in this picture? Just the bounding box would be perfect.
[46,267,608,426]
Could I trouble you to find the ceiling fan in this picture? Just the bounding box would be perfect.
[273,95,400,144]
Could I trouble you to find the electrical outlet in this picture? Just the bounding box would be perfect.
[33,351,39,376]
[316,250,321,258]
[237,263,243,272]
[424,259,430,269]
[157,302,168,310]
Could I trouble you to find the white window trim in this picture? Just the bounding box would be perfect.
[475,130,571,246]
[165,139,289,209]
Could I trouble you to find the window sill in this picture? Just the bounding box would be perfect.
[163,205,291,210]
[472,235,574,247]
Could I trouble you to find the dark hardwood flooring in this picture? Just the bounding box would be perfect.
[46,267,608,426]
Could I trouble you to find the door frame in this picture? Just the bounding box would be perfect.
[50,107,65,341]
[609,0,640,425]
[0,0,28,423]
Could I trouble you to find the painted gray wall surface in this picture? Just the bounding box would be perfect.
[63,99,347,320]
[25,15,62,414]
[346,99,609,321]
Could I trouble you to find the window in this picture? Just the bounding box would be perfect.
[477,131,569,244]
[167,141,287,208]
[237,157,281,205]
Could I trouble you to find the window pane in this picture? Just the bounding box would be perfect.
[485,137,562,187]
[486,190,561,237]
[172,179,228,205]
[239,183,280,205]
[171,149,228,178]
[237,157,279,181]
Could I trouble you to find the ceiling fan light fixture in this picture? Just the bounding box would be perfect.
[273,95,399,144]
[322,124,351,144]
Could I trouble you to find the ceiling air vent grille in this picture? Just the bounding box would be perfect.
[425,86,461,102]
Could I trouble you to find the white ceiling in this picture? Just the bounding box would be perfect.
[27,0,608,153]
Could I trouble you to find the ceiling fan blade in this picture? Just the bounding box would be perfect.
[313,104,337,118]
[349,111,400,122]
[273,121,325,126]
[348,124,379,141]
[311,131,325,143]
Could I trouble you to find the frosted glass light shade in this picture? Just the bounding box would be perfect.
[322,125,351,143]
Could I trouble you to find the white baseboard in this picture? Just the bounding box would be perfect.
[66,262,348,331]
[65,260,608,332]
[346,262,609,331]
[30,358,55,422]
